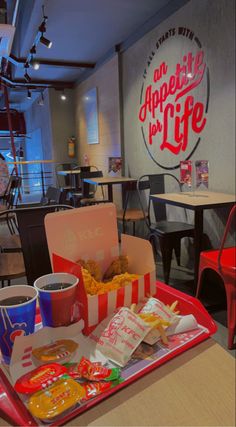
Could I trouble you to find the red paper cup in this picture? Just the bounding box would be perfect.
[34,273,79,327]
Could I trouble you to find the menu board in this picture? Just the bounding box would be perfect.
[195,160,209,188]
[180,160,192,188]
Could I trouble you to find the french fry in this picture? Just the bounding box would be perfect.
[169,300,178,312]
[130,303,136,313]
[157,324,168,345]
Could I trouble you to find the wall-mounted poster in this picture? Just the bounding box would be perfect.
[138,28,210,171]
[84,87,99,144]
[108,157,122,174]
[180,160,192,188]
[195,160,209,188]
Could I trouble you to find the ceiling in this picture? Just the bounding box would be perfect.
[1,0,188,111]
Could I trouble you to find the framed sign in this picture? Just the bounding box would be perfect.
[84,87,99,144]
[180,160,192,188]
[195,160,209,188]
[108,157,122,174]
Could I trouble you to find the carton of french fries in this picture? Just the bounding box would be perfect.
[45,203,156,335]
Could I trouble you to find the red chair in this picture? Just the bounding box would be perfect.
[196,204,236,349]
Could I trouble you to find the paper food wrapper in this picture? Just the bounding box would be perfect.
[44,204,156,335]
[143,314,199,345]
[9,320,107,385]
[89,307,151,367]
[137,297,199,345]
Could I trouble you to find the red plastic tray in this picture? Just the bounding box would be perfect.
[0,282,217,427]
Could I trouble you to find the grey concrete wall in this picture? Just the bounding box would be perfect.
[75,55,122,205]
[122,0,235,248]
[123,0,235,190]
[24,89,53,161]
[49,88,76,164]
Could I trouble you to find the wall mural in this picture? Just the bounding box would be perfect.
[138,27,210,170]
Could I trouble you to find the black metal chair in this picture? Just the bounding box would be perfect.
[0,175,22,233]
[0,205,73,285]
[116,180,149,236]
[137,174,194,284]
[55,162,78,192]
[71,170,108,207]
[40,186,64,205]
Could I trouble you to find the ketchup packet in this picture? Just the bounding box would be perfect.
[63,363,83,380]
[82,381,113,401]
[90,307,151,367]
[77,357,120,381]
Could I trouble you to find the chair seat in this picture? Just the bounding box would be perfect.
[201,247,236,272]
[0,252,25,280]
[62,186,76,191]
[80,197,108,206]
[0,234,22,252]
[117,209,148,221]
[150,221,194,236]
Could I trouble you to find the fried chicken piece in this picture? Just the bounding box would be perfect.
[103,255,129,281]
[76,259,102,282]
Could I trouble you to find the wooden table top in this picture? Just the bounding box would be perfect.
[0,340,235,426]
[151,191,236,210]
[83,176,137,185]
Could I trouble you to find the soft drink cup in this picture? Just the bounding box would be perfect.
[34,272,79,327]
[0,285,38,365]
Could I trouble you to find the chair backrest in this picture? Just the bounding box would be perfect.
[3,205,73,285]
[218,204,236,271]
[40,186,62,205]
[121,180,139,212]
[55,163,78,187]
[80,170,103,198]
[137,173,182,223]
[3,175,22,208]
[80,166,91,172]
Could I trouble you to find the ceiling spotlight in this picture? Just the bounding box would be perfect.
[40,34,52,48]
[32,59,40,70]
[27,89,31,99]
[60,91,67,101]
[29,55,40,70]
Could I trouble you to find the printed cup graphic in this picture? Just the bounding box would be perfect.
[0,285,38,365]
[34,273,79,328]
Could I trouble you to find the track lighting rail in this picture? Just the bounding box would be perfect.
[8,54,95,69]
